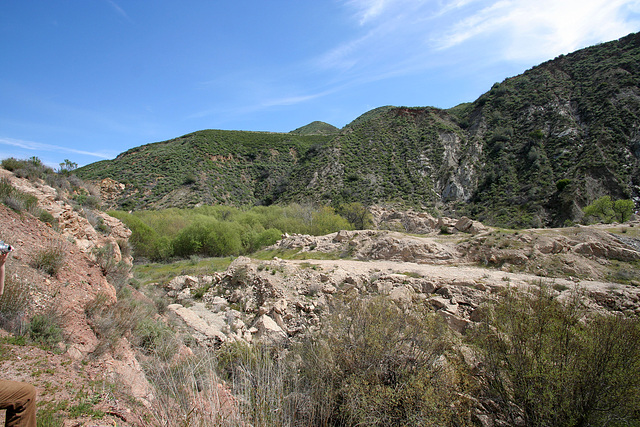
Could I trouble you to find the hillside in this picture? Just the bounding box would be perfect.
[76,130,333,209]
[280,33,640,226]
[77,33,640,227]
[2,163,640,425]
[289,120,340,135]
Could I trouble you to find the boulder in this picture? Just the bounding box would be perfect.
[251,314,288,346]
[389,285,414,305]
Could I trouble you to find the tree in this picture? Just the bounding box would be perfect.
[338,202,373,230]
[58,159,78,174]
[613,198,635,223]
[583,196,614,223]
[583,196,635,223]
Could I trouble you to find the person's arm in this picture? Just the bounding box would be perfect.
[0,252,8,296]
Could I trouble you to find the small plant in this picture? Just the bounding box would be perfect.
[92,244,131,290]
[28,311,63,349]
[38,209,56,227]
[31,243,66,276]
[401,271,422,278]
[0,275,30,335]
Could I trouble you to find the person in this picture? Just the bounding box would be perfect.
[0,251,37,427]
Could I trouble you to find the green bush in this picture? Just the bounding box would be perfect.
[38,210,56,226]
[555,178,572,192]
[172,219,243,257]
[1,157,22,171]
[31,243,66,276]
[471,286,640,426]
[28,311,63,349]
[0,275,30,335]
[293,296,473,426]
[112,203,358,261]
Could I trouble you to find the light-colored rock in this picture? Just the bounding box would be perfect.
[389,285,414,305]
[455,216,474,233]
[251,314,288,346]
[168,303,229,344]
[166,275,199,291]
[437,310,470,333]
[208,296,229,312]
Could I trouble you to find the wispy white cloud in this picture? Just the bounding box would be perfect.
[346,0,391,24]
[317,0,640,91]
[435,0,640,61]
[188,87,336,122]
[0,137,112,159]
[105,0,132,22]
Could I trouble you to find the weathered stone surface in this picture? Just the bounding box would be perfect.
[168,303,229,344]
[389,285,414,305]
[252,314,288,346]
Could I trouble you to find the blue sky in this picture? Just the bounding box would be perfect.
[2,1,640,167]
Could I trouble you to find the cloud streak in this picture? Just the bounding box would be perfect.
[0,137,112,159]
[435,0,640,61]
[325,0,640,81]
[106,0,133,22]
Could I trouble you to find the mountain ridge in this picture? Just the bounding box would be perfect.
[76,32,640,227]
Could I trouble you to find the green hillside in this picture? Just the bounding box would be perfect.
[276,33,640,226]
[76,130,332,209]
[77,33,640,227]
[290,121,340,135]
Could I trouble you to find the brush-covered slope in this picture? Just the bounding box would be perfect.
[78,33,640,227]
[76,130,333,209]
[290,121,340,135]
[458,32,640,226]
[276,106,477,207]
[277,33,640,226]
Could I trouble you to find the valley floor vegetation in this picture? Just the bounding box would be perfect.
[109,202,371,262]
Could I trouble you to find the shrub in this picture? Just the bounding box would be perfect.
[337,202,373,230]
[293,296,473,426]
[0,275,30,335]
[134,318,176,361]
[172,220,243,258]
[555,178,572,192]
[471,286,640,426]
[92,244,131,290]
[38,209,56,227]
[1,157,22,171]
[28,311,63,349]
[216,342,291,426]
[309,206,353,235]
[145,349,240,426]
[31,243,66,276]
[0,177,38,213]
[86,287,157,356]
